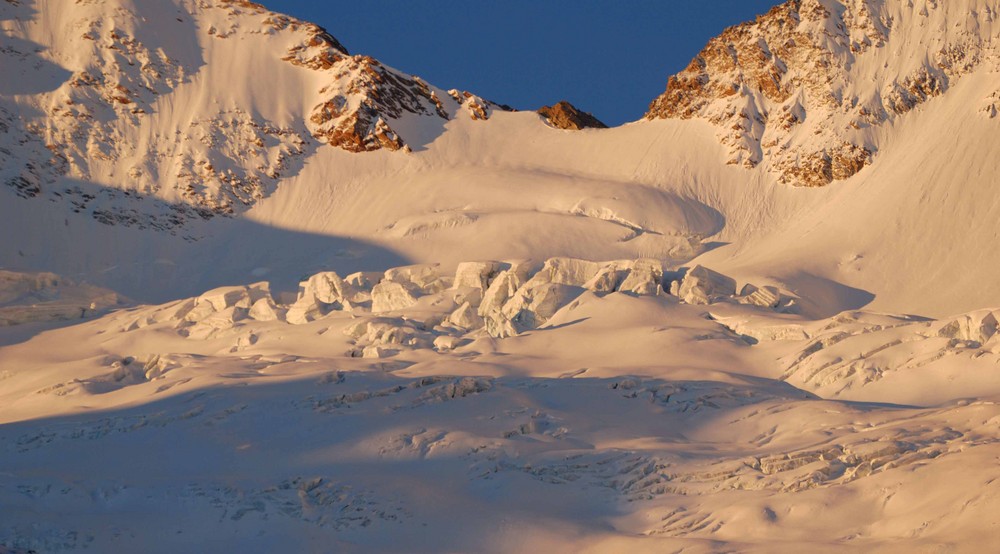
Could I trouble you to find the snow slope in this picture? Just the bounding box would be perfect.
[2,260,1000,551]
[3,0,1000,551]
[2,0,999,316]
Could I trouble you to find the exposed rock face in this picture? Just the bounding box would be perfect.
[302,54,437,153]
[538,101,608,130]
[0,0,313,221]
[982,90,1000,119]
[286,22,510,153]
[447,90,511,121]
[0,0,508,231]
[646,0,999,187]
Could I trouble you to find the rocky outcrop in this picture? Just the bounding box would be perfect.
[0,0,311,221]
[303,55,438,153]
[538,101,607,130]
[287,23,509,153]
[0,0,507,231]
[646,0,999,187]
[281,23,351,69]
[778,143,873,188]
[982,90,1000,119]
[448,90,511,121]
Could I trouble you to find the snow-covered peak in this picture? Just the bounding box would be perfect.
[0,0,505,221]
[647,0,1000,186]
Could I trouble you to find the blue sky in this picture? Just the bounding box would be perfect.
[264,1,780,126]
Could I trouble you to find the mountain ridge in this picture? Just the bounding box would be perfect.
[0,0,508,221]
[1,0,999,316]
[4,2,1000,551]
[646,0,999,186]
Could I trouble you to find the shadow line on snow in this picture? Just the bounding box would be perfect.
[1,175,413,306]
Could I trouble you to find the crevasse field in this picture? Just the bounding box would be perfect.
[2,0,1000,552]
